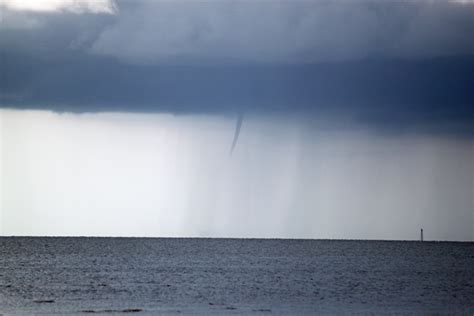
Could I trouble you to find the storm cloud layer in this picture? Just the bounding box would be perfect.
[4,0,472,62]
[90,0,474,63]
[1,0,474,132]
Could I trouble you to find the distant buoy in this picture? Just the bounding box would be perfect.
[420,228,424,242]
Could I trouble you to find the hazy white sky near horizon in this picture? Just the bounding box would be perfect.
[0,109,472,241]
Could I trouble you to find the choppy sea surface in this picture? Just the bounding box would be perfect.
[0,237,473,315]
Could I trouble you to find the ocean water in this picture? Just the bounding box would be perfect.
[0,237,473,315]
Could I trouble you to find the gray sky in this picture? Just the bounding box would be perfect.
[1,110,472,240]
[0,0,473,240]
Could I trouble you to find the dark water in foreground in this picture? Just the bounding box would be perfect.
[0,238,473,315]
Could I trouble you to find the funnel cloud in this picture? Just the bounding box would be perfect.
[229,113,244,155]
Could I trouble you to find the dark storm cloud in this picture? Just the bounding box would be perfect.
[1,0,473,134]
[91,0,474,63]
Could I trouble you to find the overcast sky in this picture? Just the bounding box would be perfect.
[0,0,473,240]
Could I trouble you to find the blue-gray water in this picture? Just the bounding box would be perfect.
[0,238,473,315]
